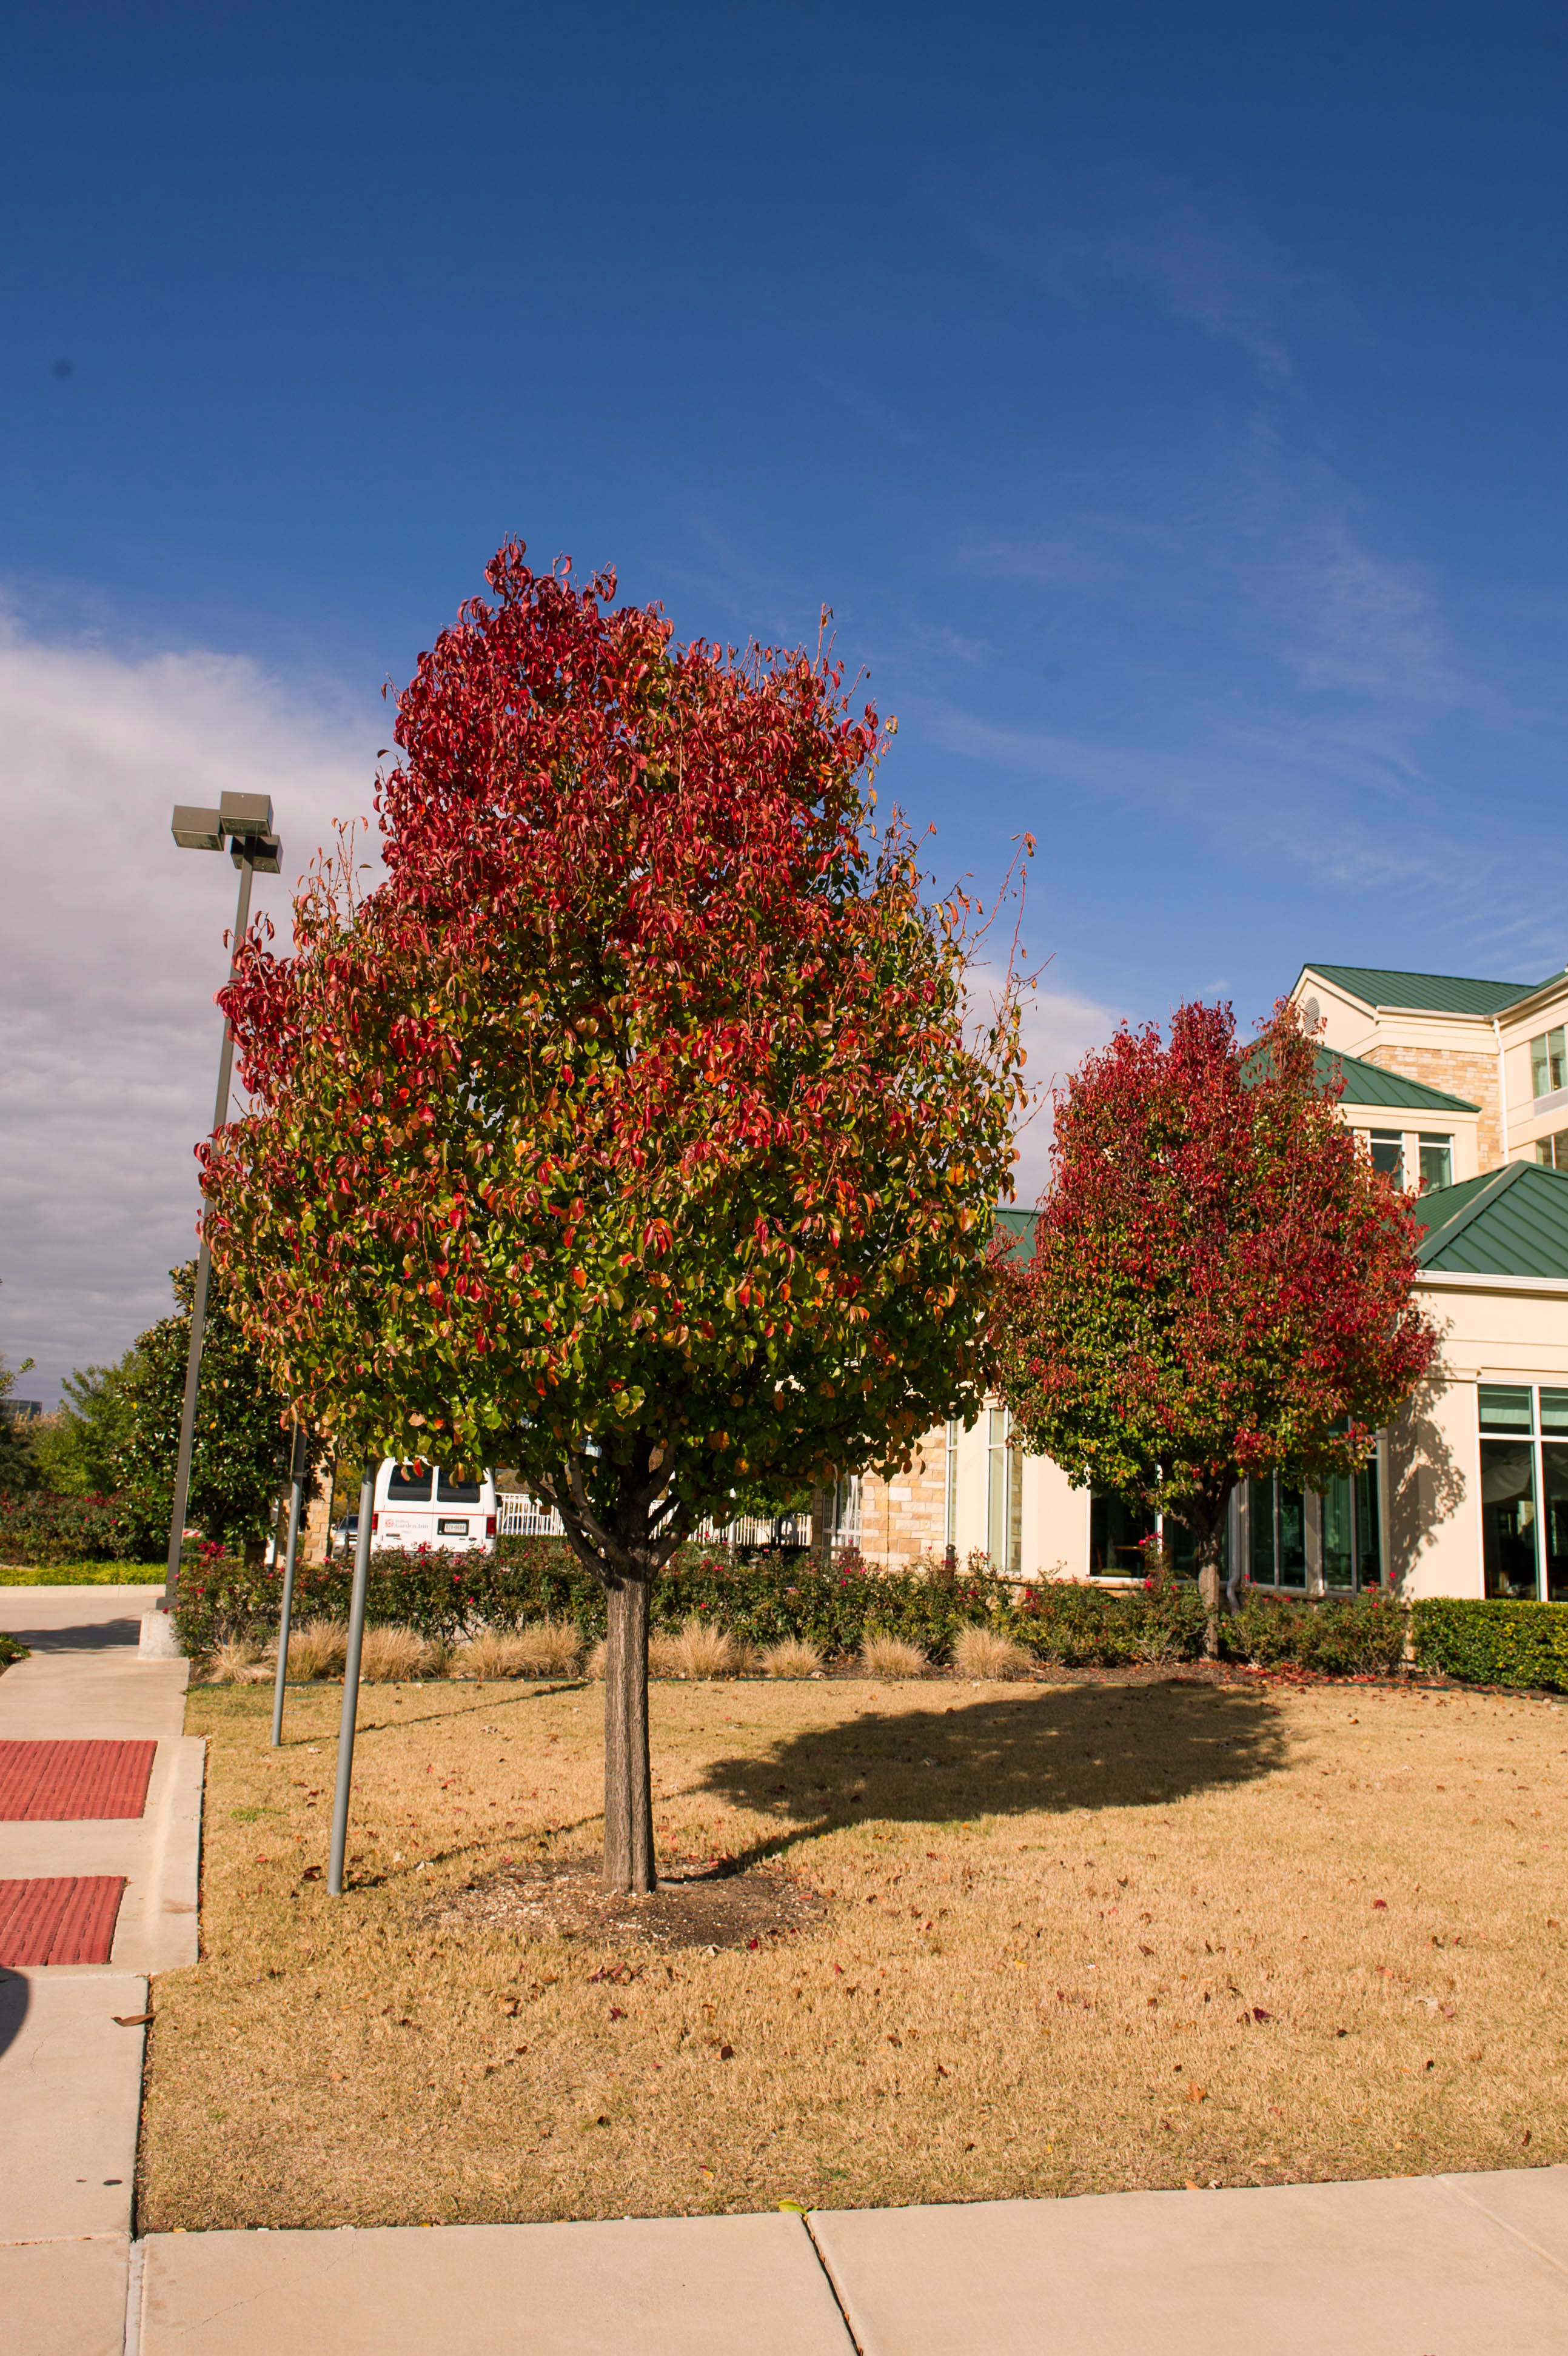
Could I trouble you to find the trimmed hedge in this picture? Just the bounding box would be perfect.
[170,1541,1022,1661]
[0,1491,151,1567]
[171,1538,1414,1684]
[1412,1597,1568,1694]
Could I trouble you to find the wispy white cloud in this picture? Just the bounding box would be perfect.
[957,156,1355,388]
[0,621,381,1402]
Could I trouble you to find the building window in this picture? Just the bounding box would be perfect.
[987,1408,1022,1574]
[1247,1476,1307,1588]
[1530,1027,1567,1101]
[1321,1453,1382,1590]
[1089,1488,1156,1576]
[1368,1131,1404,1184]
[944,1420,958,1559]
[1476,1384,1568,1601]
[1418,1135,1453,1192]
[1535,1131,1568,1170]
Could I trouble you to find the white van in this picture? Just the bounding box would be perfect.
[369,1459,498,1555]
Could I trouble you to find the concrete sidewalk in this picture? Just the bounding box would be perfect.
[127,2167,1568,2354]
[1,1585,201,2356]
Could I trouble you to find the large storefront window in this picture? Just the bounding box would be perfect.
[1247,1476,1307,1588]
[1476,1383,1568,1601]
[1321,1454,1382,1590]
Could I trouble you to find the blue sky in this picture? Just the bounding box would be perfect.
[4,0,1568,1393]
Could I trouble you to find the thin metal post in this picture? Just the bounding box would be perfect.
[164,858,255,1611]
[270,1424,309,1748]
[328,1470,375,1896]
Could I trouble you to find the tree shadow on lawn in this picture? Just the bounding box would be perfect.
[700,1681,1290,1866]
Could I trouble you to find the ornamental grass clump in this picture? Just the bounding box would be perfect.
[651,1616,746,1681]
[202,1636,269,1685]
[951,1625,1031,1680]
[859,1633,927,1679]
[759,1637,823,1679]
[360,1624,439,1681]
[286,1618,348,1680]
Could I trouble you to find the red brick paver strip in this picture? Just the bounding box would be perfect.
[0,1738,157,1820]
[0,1875,127,1965]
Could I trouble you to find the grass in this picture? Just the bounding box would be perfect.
[137,1670,1568,2232]
[0,1562,164,1584]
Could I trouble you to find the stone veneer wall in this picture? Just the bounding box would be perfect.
[856,1430,952,1570]
[1359,1046,1502,1169]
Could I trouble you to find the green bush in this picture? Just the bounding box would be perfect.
[0,1632,29,1667]
[1220,1587,1409,1676]
[1412,1597,1568,1693]
[0,1491,150,1567]
[169,1539,1023,1661]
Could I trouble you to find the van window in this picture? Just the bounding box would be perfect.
[387,1462,435,1502]
[435,1470,484,1504]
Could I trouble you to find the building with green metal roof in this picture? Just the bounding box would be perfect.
[1292,956,1568,1183]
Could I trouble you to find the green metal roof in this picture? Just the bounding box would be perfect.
[1318,1047,1479,1115]
[1415,1160,1568,1279]
[1298,963,1562,1018]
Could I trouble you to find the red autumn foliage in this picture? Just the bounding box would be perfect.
[993,998,1436,1636]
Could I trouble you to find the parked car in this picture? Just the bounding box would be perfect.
[369,1458,498,1555]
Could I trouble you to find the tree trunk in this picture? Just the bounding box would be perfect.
[602,1570,655,1895]
[809,1483,831,1570]
[1196,1528,1222,1660]
[1192,1485,1234,1660]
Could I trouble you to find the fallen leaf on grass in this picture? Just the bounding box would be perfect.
[1185,2083,1207,2103]
[113,2012,153,2028]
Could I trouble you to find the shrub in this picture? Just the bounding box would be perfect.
[0,1633,28,1668]
[860,1633,927,1678]
[759,1638,823,1679]
[0,1490,150,1567]
[1412,1598,1568,1693]
[1220,1587,1407,1676]
[952,1625,1031,1679]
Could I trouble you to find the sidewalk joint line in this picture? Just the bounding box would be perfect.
[800,2209,867,2356]
[1436,2174,1568,2280]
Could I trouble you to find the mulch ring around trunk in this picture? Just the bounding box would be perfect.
[428,1855,828,1952]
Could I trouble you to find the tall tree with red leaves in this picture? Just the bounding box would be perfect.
[993,999,1436,1650]
[201,543,1025,1890]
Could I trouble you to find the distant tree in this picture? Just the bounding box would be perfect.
[29,1363,135,1496]
[0,1330,39,1502]
[203,541,1025,1892]
[993,999,1438,1652]
[109,1264,326,1558]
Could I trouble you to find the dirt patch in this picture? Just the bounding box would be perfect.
[431,1856,826,1951]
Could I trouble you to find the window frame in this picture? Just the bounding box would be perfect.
[1475,1384,1568,1601]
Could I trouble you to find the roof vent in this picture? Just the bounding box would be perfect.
[1302,994,1321,1031]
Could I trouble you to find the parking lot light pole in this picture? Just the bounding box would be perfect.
[164,794,283,1614]
[270,1421,310,1747]
[328,1466,377,1896]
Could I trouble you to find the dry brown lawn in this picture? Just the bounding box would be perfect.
[137,1669,1568,2231]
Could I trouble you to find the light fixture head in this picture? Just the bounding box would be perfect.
[171,804,224,852]
[232,831,283,874]
[218,790,275,835]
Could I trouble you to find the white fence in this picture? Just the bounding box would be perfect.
[497,1475,860,1552]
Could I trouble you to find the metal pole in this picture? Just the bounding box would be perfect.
[163,858,256,1612]
[328,1469,375,1896]
[270,1423,309,1748]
